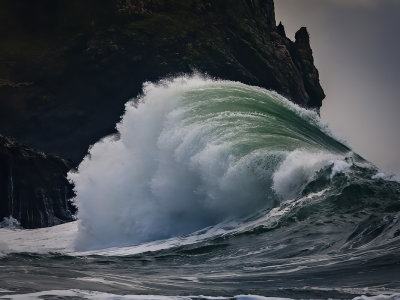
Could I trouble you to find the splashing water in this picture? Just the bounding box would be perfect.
[68,76,354,250]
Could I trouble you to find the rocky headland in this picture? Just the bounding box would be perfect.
[0,0,324,228]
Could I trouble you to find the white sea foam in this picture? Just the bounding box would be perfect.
[1,289,399,300]
[354,295,400,300]
[330,157,353,179]
[372,172,400,183]
[272,150,351,199]
[0,289,294,300]
[0,216,22,229]
[0,221,77,255]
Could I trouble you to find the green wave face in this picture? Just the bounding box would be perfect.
[179,80,350,157]
[69,76,364,250]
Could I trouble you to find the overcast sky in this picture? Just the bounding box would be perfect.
[275,0,400,174]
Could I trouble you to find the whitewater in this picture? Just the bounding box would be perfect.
[1,76,400,299]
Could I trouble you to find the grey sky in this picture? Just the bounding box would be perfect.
[275,0,400,174]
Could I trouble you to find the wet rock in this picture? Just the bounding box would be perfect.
[0,135,75,228]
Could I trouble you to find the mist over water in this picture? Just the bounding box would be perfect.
[68,76,352,250]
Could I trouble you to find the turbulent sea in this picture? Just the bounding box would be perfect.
[1,76,400,299]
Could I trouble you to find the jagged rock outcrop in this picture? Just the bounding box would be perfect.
[0,135,75,228]
[291,27,325,108]
[0,0,325,165]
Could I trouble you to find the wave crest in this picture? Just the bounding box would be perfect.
[68,76,351,250]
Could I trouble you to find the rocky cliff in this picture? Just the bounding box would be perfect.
[0,135,75,228]
[0,0,324,165]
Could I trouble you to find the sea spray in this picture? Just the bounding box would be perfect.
[68,75,351,250]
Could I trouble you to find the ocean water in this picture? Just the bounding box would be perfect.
[1,76,400,299]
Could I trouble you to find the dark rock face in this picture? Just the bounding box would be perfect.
[0,0,325,165]
[0,135,75,228]
[291,27,326,108]
[277,22,287,38]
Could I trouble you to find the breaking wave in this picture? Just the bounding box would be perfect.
[2,76,400,299]
[68,76,360,250]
